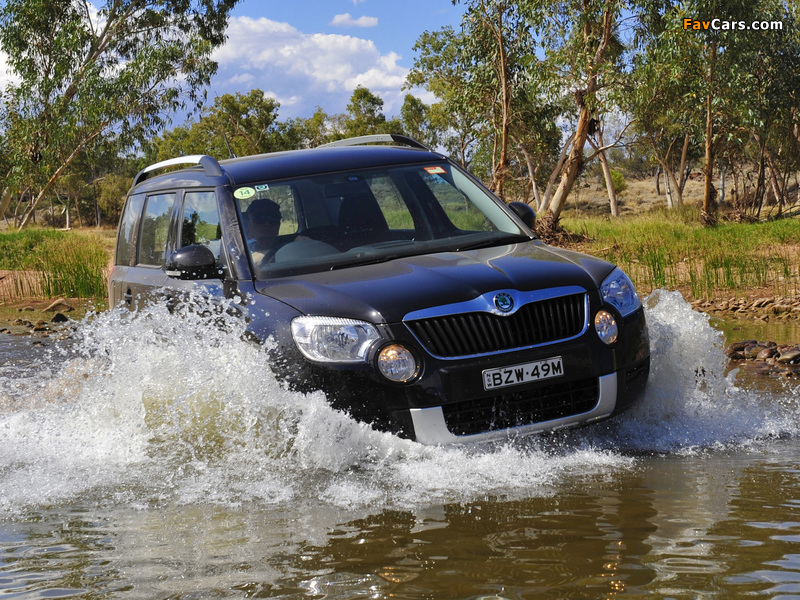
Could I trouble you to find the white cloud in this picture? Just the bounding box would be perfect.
[211,16,408,117]
[330,13,378,28]
[0,50,20,90]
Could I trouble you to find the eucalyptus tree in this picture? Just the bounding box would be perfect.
[400,94,442,151]
[0,0,241,229]
[408,2,538,199]
[342,86,403,138]
[723,0,800,217]
[628,0,799,224]
[626,4,705,209]
[407,26,486,167]
[520,0,627,226]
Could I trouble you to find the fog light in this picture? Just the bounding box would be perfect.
[377,344,418,382]
[595,310,618,345]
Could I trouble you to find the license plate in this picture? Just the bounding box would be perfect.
[482,356,564,390]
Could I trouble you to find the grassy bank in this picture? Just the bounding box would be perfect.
[0,228,114,309]
[1,209,799,317]
[561,206,800,300]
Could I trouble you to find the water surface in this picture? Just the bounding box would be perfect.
[1,290,799,599]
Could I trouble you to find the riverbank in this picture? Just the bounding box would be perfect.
[0,297,95,337]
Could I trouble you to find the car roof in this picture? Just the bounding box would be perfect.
[131,142,446,194]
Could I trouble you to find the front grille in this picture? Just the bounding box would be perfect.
[442,377,599,437]
[406,293,586,358]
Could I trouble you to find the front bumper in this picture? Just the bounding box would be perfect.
[264,299,650,445]
[410,372,619,444]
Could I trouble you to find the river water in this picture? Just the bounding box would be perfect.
[1,290,800,599]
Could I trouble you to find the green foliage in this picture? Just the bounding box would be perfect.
[626,0,800,215]
[152,90,290,159]
[0,0,241,228]
[602,169,627,194]
[0,229,64,269]
[37,235,108,299]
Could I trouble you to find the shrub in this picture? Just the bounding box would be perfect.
[602,169,627,194]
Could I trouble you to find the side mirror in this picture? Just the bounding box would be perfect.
[507,201,536,229]
[164,245,221,280]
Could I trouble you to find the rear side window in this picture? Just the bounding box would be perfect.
[115,194,145,266]
[138,193,176,266]
[180,191,222,263]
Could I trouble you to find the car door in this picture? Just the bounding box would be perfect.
[164,189,226,304]
[109,192,145,309]
[122,191,177,310]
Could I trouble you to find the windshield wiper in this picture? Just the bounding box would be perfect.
[328,254,401,271]
[454,234,530,252]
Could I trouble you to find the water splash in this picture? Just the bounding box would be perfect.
[604,289,799,453]
[0,290,797,515]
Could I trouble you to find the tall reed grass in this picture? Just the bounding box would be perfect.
[0,229,111,305]
[562,207,800,300]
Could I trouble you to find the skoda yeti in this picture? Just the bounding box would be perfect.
[109,134,650,444]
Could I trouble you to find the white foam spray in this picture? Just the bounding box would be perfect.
[0,290,797,515]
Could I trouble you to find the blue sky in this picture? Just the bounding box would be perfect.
[0,2,464,124]
[209,0,464,121]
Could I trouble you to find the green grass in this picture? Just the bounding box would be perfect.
[3,210,799,309]
[0,229,66,270]
[0,228,112,306]
[562,207,800,300]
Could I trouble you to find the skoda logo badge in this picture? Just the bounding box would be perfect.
[494,293,514,313]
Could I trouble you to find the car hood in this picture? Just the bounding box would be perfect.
[254,241,615,323]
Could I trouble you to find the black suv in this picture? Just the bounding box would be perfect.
[110,134,650,444]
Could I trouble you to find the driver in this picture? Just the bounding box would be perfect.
[243,198,282,263]
[244,197,340,266]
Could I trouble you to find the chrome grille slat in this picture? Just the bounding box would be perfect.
[406,292,587,358]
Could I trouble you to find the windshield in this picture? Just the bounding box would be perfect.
[234,162,531,278]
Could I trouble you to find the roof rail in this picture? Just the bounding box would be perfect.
[319,134,430,151]
[133,155,224,187]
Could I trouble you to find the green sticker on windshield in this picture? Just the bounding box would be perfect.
[234,187,255,200]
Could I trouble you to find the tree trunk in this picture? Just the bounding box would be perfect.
[541,133,574,213]
[518,143,542,209]
[596,125,618,217]
[484,0,511,200]
[18,124,105,230]
[701,40,717,227]
[655,166,662,195]
[546,100,592,220]
[664,170,675,209]
[543,0,615,225]
[0,188,11,222]
[677,132,690,205]
[650,134,684,208]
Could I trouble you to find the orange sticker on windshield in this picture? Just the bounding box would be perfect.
[424,166,446,174]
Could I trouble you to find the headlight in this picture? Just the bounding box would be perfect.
[600,267,641,316]
[291,316,380,363]
[377,344,418,383]
[594,310,618,345]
